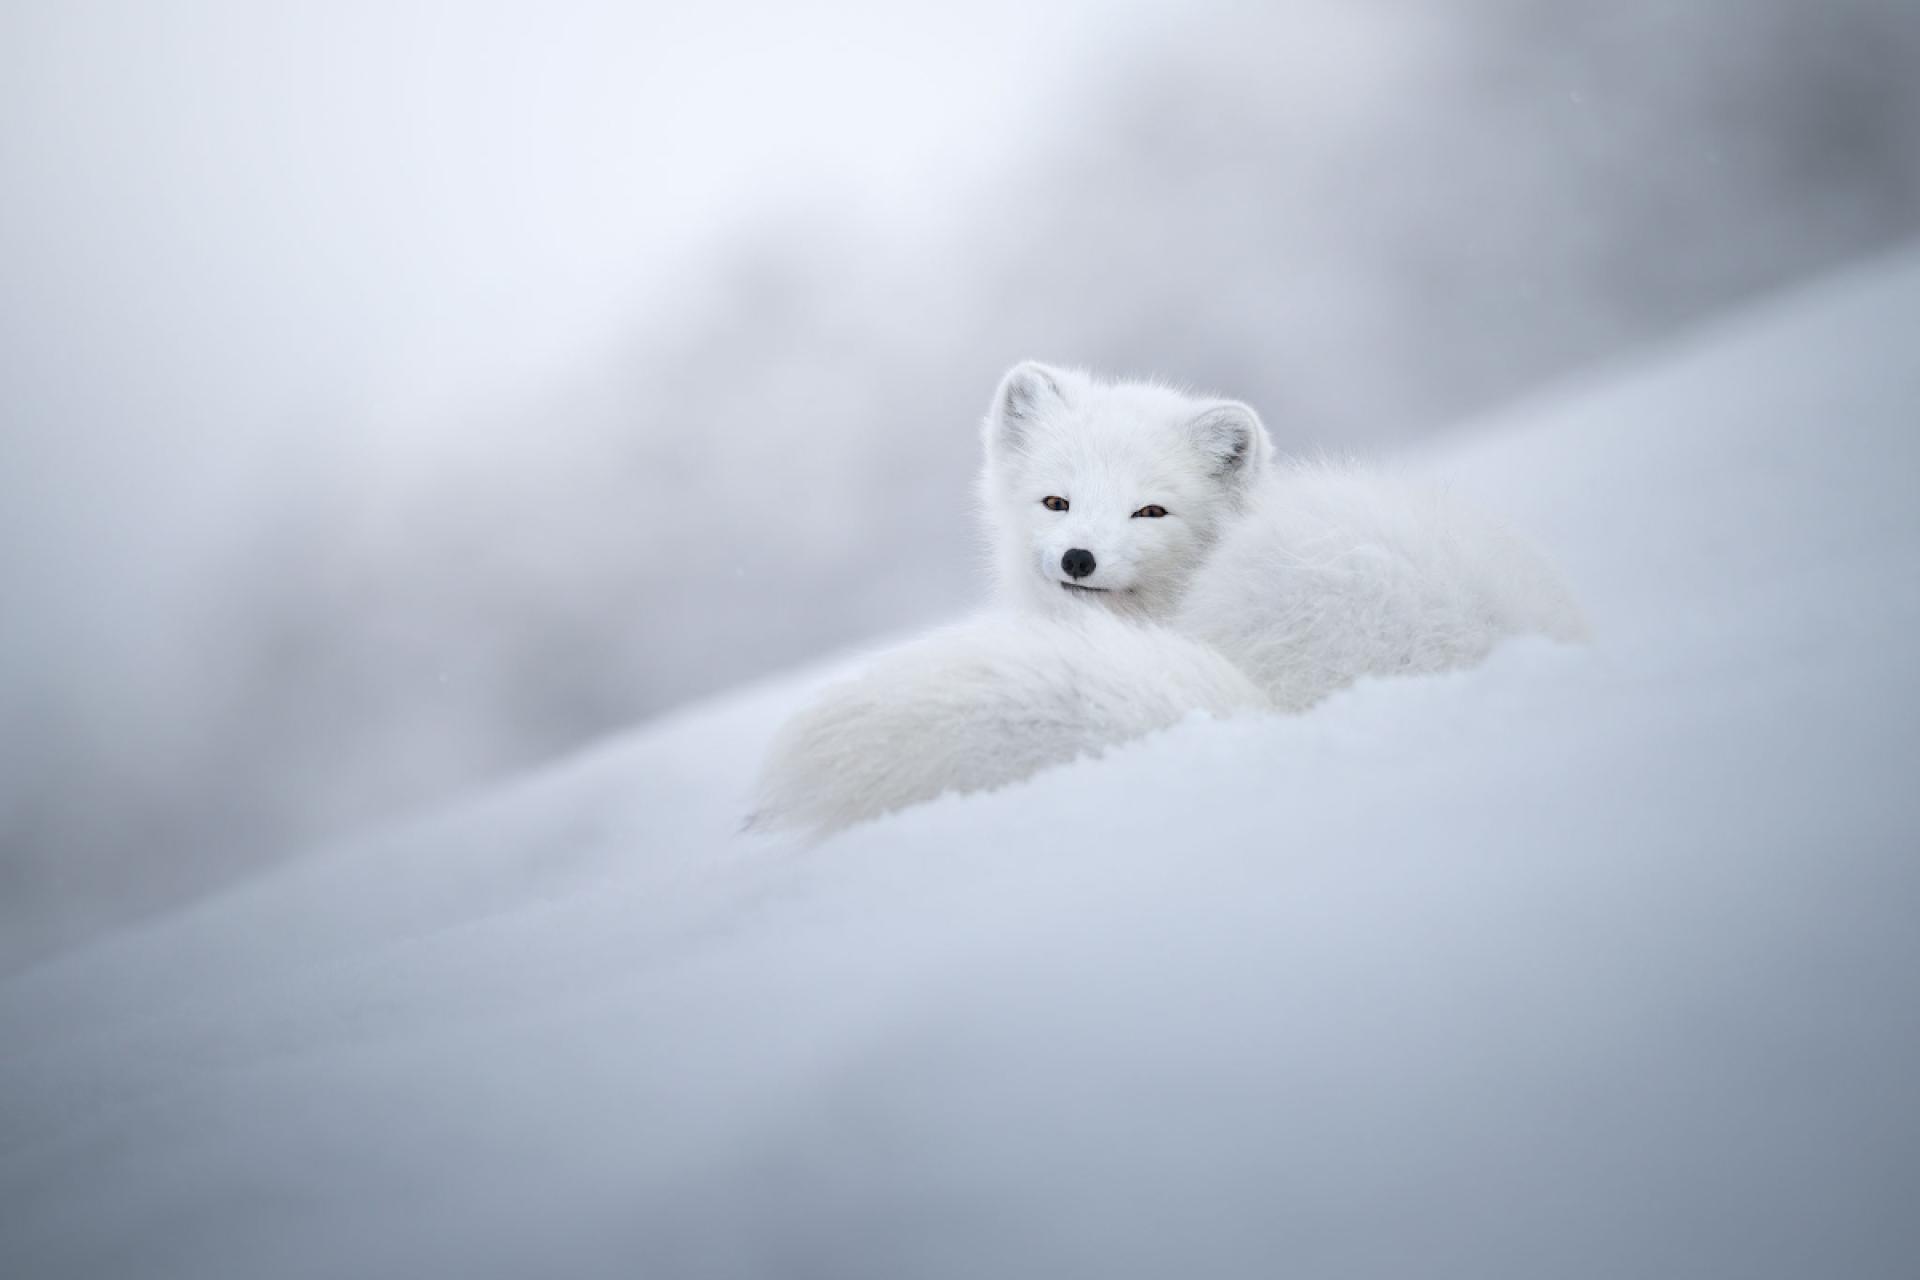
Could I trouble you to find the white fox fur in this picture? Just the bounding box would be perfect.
[1178,462,1587,711]
[750,363,1584,838]
[749,611,1266,838]
[980,362,1270,621]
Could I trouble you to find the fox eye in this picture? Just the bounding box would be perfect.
[1041,496,1069,512]
[1132,504,1169,518]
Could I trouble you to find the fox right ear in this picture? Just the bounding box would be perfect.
[1186,401,1272,488]
[986,361,1069,454]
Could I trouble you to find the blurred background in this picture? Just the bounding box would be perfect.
[4,0,1919,973]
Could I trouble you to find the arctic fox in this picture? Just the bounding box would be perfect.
[749,363,1583,837]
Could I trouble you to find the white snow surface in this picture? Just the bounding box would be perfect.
[5,252,1920,1278]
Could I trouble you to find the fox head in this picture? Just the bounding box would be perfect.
[979,362,1273,619]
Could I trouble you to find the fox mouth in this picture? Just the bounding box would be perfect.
[1059,581,1111,594]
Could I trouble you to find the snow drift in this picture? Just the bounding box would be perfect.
[2,249,1918,1279]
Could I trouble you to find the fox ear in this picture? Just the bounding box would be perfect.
[1187,401,1272,487]
[986,361,1070,453]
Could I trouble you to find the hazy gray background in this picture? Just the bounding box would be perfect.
[4,0,1919,973]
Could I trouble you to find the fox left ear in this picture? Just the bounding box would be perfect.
[986,361,1070,455]
[1187,401,1272,488]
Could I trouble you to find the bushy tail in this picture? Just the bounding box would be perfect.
[750,612,1268,840]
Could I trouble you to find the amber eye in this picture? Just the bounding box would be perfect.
[1041,496,1069,512]
[1132,504,1169,518]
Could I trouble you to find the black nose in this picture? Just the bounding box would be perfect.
[1061,548,1096,580]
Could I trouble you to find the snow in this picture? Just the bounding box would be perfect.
[5,249,1920,1277]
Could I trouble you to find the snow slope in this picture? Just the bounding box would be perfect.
[4,250,1919,1278]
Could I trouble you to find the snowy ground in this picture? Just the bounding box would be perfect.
[4,250,1919,1278]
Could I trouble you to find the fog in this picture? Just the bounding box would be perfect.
[5,0,1919,971]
